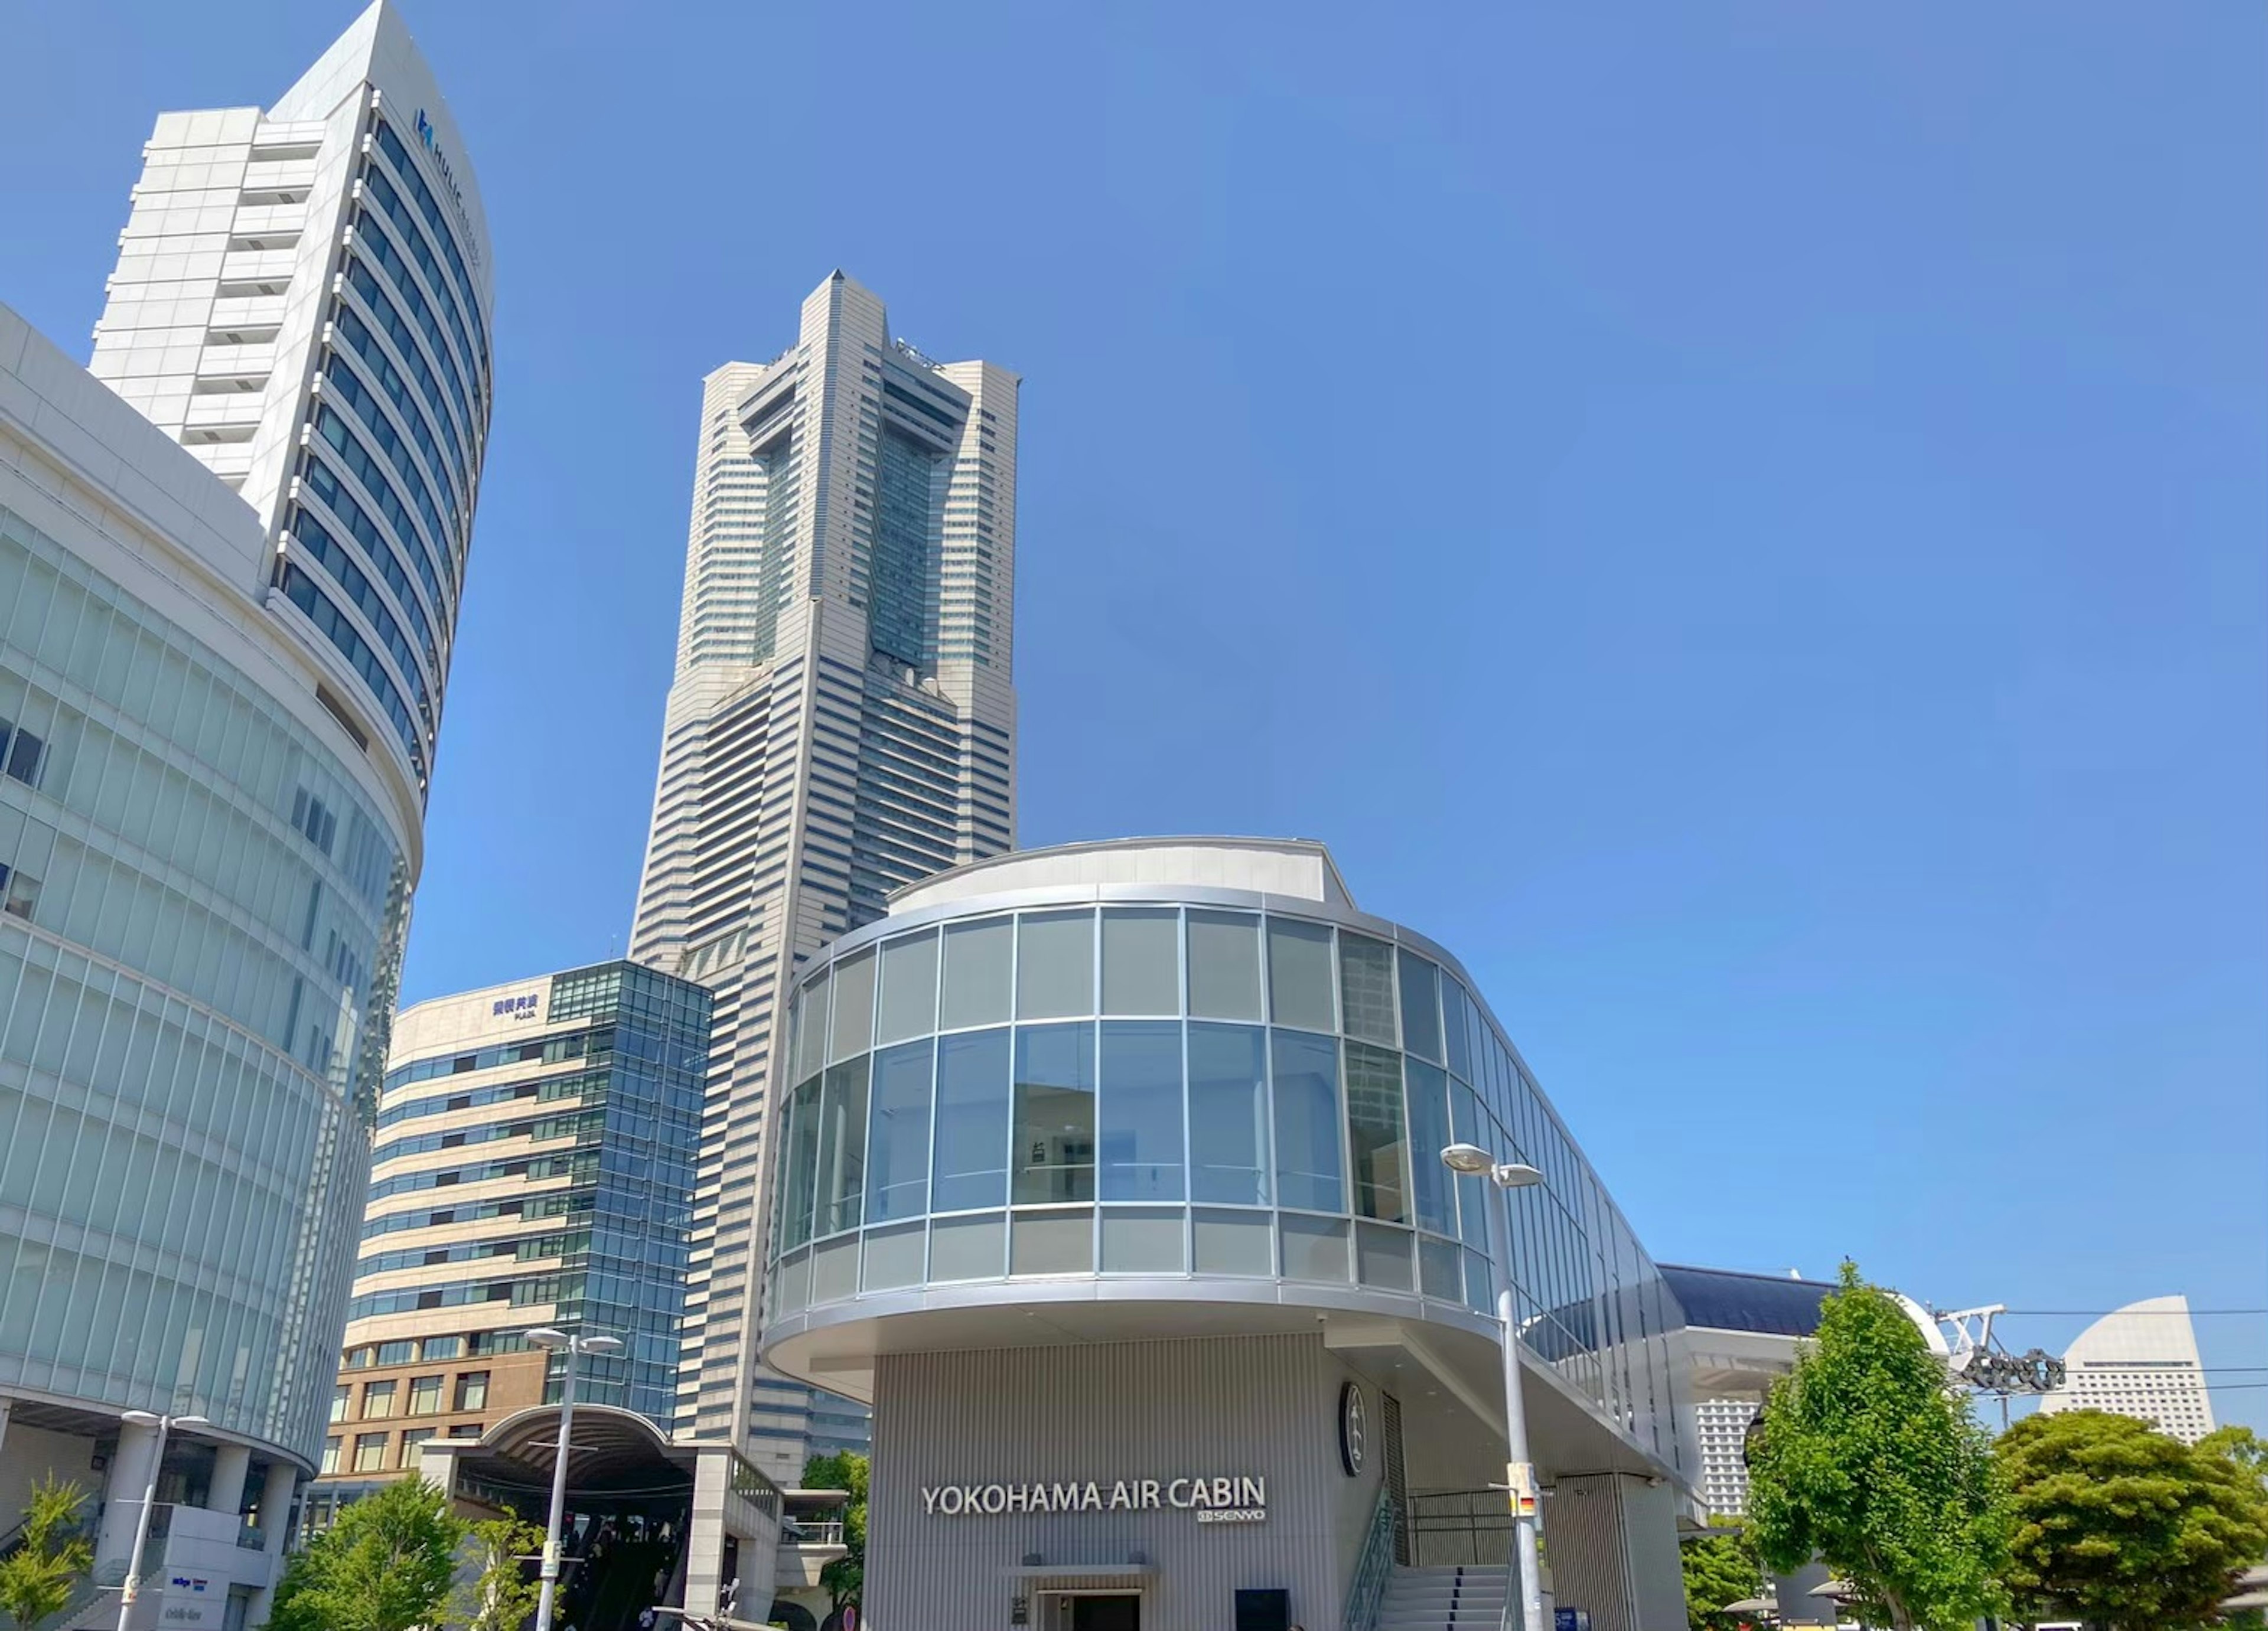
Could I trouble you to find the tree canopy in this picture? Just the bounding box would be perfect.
[801,1450,868,1616]
[0,1476,93,1629]
[1681,1518,1764,1631]
[1998,1408,2268,1631]
[266,1476,464,1631]
[1745,1260,2008,1631]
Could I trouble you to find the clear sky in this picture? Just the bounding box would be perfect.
[3,1,2262,1428]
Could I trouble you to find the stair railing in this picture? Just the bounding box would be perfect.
[1343,1488,1398,1631]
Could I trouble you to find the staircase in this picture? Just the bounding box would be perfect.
[1374,1563,1511,1631]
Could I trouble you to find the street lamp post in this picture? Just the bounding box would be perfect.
[1442,1143,1546,1631]
[525,1327,624,1631]
[115,1410,208,1631]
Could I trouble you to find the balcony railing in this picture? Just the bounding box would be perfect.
[781,1518,844,1547]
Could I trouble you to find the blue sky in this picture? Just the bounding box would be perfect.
[3,1,2261,1428]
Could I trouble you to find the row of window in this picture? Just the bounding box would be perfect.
[371,120,490,392]
[341,257,475,516]
[383,1025,607,1088]
[321,361,457,588]
[307,424,447,677]
[348,205,478,479]
[358,165,481,429]
[330,1369,489,1421]
[289,496,435,722]
[321,1422,480,1475]
[335,296,466,531]
[275,562,429,784]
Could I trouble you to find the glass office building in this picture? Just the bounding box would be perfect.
[758,839,1695,1631]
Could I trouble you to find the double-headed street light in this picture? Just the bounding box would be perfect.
[525,1327,624,1631]
[115,1410,208,1631]
[1441,1143,1546,1631]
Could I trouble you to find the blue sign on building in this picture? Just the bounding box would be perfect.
[491,993,539,1018]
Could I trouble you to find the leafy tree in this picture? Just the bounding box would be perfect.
[265,1477,463,1631]
[1746,1260,2008,1630]
[1680,1518,1764,1631]
[1997,1408,2268,1631]
[801,1451,868,1618]
[0,1476,93,1629]
[456,1513,545,1631]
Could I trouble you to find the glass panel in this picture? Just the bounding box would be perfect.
[828,950,876,1063]
[1442,977,1472,1080]
[1405,1058,1454,1235]
[779,1075,823,1250]
[1187,910,1262,1020]
[812,1236,858,1303]
[876,928,940,1044]
[940,916,1012,1029]
[1187,1023,1268,1205]
[1016,910,1094,1020]
[1011,1209,1093,1276]
[1397,950,1442,1063]
[1344,1040,1407,1223]
[1270,1029,1344,1213]
[1357,1221,1415,1293]
[1339,933,1397,1045]
[929,1213,1005,1281]
[1098,1020,1184,1202]
[866,1040,933,1224]
[1102,1208,1186,1273]
[862,1222,927,1291]
[774,1248,810,1315]
[1279,1215,1350,1282]
[1419,1235,1462,1301]
[1012,1022,1095,1203]
[1465,1248,1495,1316]
[1266,917,1335,1032]
[814,1056,869,1237]
[932,1028,1010,1211]
[1193,1209,1274,1276]
[1102,908,1179,1016]
[792,969,829,1081]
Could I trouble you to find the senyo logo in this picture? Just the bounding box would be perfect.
[412,108,481,267]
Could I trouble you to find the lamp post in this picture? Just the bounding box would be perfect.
[525,1327,624,1631]
[1442,1143,1546,1631]
[115,1410,208,1631]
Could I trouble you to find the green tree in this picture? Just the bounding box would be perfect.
[1680,1518,1764,1631]
[265,1477,464,1631]
[1997,1408,2268,1631]
[0,1476,93,1629]
[1746,1261,2008,1631]
[455,1513,545,1631]
[801,1451,868,1617]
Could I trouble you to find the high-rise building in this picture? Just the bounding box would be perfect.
[630,273,1018,1476]
[89,0,494,805]
[0,8,489,1621]
[304,962,709,1529]
[2037,1294,2217,1443]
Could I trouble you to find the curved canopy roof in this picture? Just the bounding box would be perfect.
[1663,1264,1834,1338]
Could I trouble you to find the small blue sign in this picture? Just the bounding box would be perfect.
[1555,1612,1591,1631]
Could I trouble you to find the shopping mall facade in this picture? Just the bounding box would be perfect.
[758,838,1696,1630]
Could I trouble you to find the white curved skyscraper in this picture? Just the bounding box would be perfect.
[2036,1294,2215,1444]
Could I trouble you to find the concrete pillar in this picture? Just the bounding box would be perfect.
[207,1444,251,1517]
[684,1451,728,1616]
[96,1420,161,1571]
[245,1463,298,1625]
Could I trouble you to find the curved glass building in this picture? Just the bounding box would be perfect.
[758,839,1695,1630]
[2,6,490,1624]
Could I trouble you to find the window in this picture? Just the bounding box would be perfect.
[321,1437,342,1475]
[866,1040,932,1222]
[352,1433,387,1473]
[940,916,1012,1029]
[1188,1023,1268,1205]
[2,721,44,788]
[408,1375,444,1415]
[361,1381,397,1419]
[1013,1023,1095,1203]
[1187,911,1262,1021]
[829,950,876,1062]
[876,929,939,1043]
[1101,909,1179,1016]
[1016,912,1094,1020]
[420,1335,464,1361]
[447,1423,483,1439]
[934,1028,1011,1209]
[343,1347,374,1370]
[1339,935,1398,1046]
[453,1372,489,1411]
[0,866,37,922]
[1267,918,1335,1032]
[329,1385,350,1424]
[1405,1059,1455,1235]
[397,1429,433,1469]
[1271,1029,1345,1212]
[814,1056,869,1237]
[776,1076,822,1250]
[376,1340,414,1365]
[1098,1020,1183,1201]
[1398,951,1443,1063]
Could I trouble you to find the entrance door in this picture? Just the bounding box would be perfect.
[1071,1594,1141,1631]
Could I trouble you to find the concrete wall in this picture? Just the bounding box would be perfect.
[0,1419,99,1532]
[869,1332,1382,1631]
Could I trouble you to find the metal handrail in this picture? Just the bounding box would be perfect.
[1343,1488,1397,1631]
[1406,1488,1517,1570]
